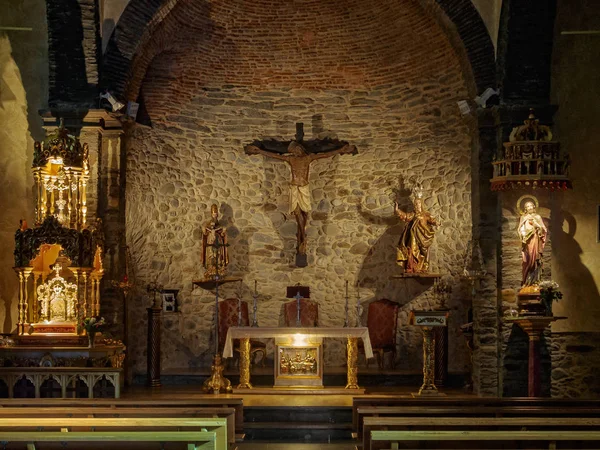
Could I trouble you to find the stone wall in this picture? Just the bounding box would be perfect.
[0,1,48,334]
[551,332,600,398]
[126,86,473,374]
[551,0,600,334]
[122,0,475,375]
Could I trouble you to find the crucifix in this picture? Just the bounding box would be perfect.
[245,123,358,267]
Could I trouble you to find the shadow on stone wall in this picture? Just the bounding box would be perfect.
[502,323,551,397]
[552,209,600,325]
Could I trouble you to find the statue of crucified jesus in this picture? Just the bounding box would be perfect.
[244,123,357,266]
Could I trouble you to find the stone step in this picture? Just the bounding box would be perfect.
[245,406,352,424]
[244,406,353,442]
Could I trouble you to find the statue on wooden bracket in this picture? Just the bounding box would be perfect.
[517,195,547,288]
[394,180,438,274]
[201,204,229,280]
[244,123,357,267]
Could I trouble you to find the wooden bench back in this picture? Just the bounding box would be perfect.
[370,429,600,450]
[362,416,600,450]
[0,417,228,450]
[0,397,245,434]
[355,404,600,441]
[0,406,237,445]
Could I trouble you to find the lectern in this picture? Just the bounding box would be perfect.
[409,310,449,397]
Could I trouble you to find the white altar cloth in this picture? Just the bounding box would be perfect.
[223,327,373,359]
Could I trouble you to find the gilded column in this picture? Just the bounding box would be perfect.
[49,176,56,215]
[32,272,41,323]
[237,337,252,389]
[416,327,439,395]
[73,172,81,227]
[81,176,87,226]
[95,276,101,316]
[73,270,80,329]
[345,337,359,389]
[16,270,24,335]
[82,271,89,317]
[66,170,73,226]
[41,175,49,219]
[22,269,33,324]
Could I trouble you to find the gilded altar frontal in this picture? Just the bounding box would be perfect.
[1,0,599,404]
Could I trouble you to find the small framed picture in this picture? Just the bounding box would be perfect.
[161,289,179,313]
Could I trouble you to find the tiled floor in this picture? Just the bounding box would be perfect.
[238,442,355,449]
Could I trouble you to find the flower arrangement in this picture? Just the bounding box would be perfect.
[82,316,106,334]
[539,280,562,315]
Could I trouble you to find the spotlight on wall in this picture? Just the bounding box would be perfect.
[474,88,499,109]
[99,91,125,112]
[126,101,140,121]
[457,100,471,116]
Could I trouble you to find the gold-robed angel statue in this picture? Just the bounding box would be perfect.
[394,183,438,274]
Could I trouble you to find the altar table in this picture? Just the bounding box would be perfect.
[223,327,373,389]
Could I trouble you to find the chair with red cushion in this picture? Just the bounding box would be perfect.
[363,299,399,369]
[218,298,266,366]
[283,298,319,327]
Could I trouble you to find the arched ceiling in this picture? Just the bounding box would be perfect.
[102,0,495,102]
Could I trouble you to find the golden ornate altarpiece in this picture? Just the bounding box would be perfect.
[0,121,124,398]
[224,327,372,390]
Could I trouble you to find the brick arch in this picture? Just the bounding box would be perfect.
[426,0,496,93]
[102,0,496,101]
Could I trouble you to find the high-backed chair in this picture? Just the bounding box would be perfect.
[283,298,319,327]
[218,298,266,366]
[364,299,399,369]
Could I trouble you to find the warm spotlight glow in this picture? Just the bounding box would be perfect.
[292,333,308,346]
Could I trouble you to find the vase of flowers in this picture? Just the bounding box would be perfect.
[82,316,106,347]
[539,281,562,316]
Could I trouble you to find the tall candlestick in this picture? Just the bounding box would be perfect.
[355,286,362,327]
[236,280,242,326]
[251,280,259,327]
[344,280,349,327]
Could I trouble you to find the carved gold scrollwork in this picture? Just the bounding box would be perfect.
[345,337,359,389]
[237,338,252,389]
[417,327,439,395]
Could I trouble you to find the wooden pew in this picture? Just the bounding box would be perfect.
[363,417,600,450]
[355,404,600,442]
[0,417,228,450]
[352,396,600,431]
[371,429,600,450]
[0,406,237,446]
[0,397,245,437]
[1,431,216,450]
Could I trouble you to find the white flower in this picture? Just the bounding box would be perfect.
[539,280,559,291]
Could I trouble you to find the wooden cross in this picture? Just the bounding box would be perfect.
[244,123,357,267]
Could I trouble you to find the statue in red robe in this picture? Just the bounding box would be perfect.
[519,201,547,286]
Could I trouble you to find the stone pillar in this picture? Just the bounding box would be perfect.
[45,0,101,108]
[471,109,502,397]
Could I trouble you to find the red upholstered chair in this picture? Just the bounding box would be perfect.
[364,299,399,369]
[218,298,265,366]
[283,299,319,327]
